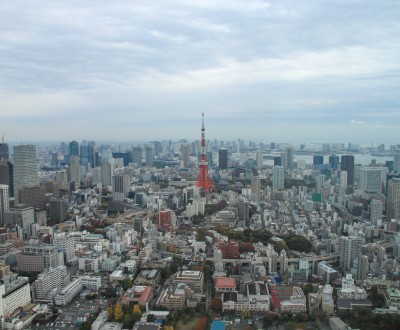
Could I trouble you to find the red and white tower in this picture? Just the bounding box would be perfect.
[196,113,214,193]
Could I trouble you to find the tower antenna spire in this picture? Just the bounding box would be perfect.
[196,113,214,194]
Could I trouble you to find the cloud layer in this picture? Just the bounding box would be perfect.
[0,0,399,143]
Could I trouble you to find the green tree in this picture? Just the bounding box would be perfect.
[210,297,223,313]
[122,314,133,328]
[147,314,156,322]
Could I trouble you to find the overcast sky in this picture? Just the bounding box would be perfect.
[0,0,399,144]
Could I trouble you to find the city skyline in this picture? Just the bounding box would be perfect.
[0,1,399,142]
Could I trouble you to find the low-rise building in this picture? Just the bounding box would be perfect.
[215,277,236,296]
[79,275,101,291]
[170,270,204,293]
[317,262,339,284]
[135,269,161,286]
[338,274,367,300]
[54,278,83,306]
[384,287,400,308]
[121,286,153,307]
[270,285,306,313]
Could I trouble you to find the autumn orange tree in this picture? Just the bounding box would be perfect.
[195,316,208,330]
[114,303,124,321]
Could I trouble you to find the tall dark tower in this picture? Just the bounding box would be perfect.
[219,148,228,170]
[69,140,79,156]
[0,133,9,161]
[196,113,214,193]
[341,155,355,186]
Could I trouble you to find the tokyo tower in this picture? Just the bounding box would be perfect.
[196,113,214,193]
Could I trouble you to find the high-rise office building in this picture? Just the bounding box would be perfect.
[13,144,39,204]
[341,155,354,186]
[112,175,130,201]
[68,140,79,156]
[313,155,324,167]
[218,148,228,170]
[80,141,95,169]
[387,178,400,221]
[181,144,189,168]
[112,152,131,167]
[69,156,80,189]
[284,145,294,169]
[274,156,282,166]
[360,167,383,194]
[131,146,142,167]
[394,149,400,173]
[340,171,347,187]
[370,199,383,226]
[251,169,260,203]
[20,186,46,210]
[238,199,249,223]
[101,158,115,187]
[0,161,13,197]
[49,198,67,223]
[145,146,154,167]
[0,142,9,161]
[272,166,285,190]
[339,236,363,273]
[0,184,9,225]
[329,155,339,170]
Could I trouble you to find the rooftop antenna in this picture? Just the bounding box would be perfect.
[1,131,4,143]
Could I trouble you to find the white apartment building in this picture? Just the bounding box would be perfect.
[79,275,101,291]
[0,277,31,317]
[338,274,367,300]
[54,279,83,306]
[33,265,70,301]
[53,235,76,264]
[280,287,307,314]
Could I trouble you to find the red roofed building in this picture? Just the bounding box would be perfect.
[215,277,237,296]
[157,209,171,230]
[121,285,153,307]
[218,242,240,259]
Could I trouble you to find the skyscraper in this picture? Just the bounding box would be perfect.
[329,155,339,170]
[313,155,324,167]
[394,149,400,173]
[284,145,294,169]
[112,175,130,201]
[0,142,9,161]
[339,236,363,273]
[145,146,154,167]
[181,144,189,168]
[80,141,95,169]
[131,146,142,167]
[341,155,354,186]
[360,167,383,194]
[272,166,285,190]
[218,148,228,170]
[0,184,9,225]
[13,144,39,204]
[387,177,400,221]
[68,140,79,156]
[69,156,80,189]
[251,169,260,203]
[370,199,383,226]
